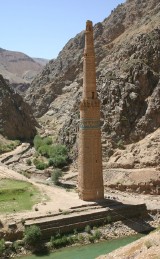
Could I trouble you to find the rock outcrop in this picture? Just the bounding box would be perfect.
[0,74,37,140]
[25,0,160,165]
[97,230,160,259]
[107,128,160,169]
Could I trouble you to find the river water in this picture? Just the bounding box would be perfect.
[17,234,144,259]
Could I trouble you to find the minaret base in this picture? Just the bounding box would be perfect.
[78,188,104,201]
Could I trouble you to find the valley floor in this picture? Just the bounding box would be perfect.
[0,144,160,259]
[0,163,160,224]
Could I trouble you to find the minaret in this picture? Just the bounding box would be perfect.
[78,20,104,201]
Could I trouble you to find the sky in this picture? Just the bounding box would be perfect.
[0,0,125,60]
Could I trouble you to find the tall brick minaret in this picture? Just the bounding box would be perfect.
[78,20,104,201]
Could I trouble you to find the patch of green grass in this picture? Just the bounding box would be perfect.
[0,139,20,154]
[0,179,41,213]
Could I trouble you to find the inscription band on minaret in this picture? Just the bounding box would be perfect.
[78,20,104,201]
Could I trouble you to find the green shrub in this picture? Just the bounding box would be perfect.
[51,155,68,168]
[117,139,125,150]
[62,210,70,215]
[14,139,20,146]
[85,225,91,234]
[67,236,74,244]
[33,135,68,169]
[36,162,48,170]
[34,135,52,152]
[48,158,54,166]
[21,218,26,225]
[33,135,43,151]
[50,235,70,248]
[0,239,5,256]
[33,158,48,170]
[43,136,53,145]
[24,225,42,247]
[73,228,78,235]
[93,229,101,240]
[51,169,62,185]
[49,144,67,157]
[106,215,112,223]
[38,145,50,157]
[78,234,85,243]
[88,234,95,243]
[26,159,32,166]
[13,240,23,252]
[48,145,68,168]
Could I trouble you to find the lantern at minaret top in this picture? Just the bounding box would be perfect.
[83,20,97,100]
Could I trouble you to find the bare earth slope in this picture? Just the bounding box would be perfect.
[0,48,49,94]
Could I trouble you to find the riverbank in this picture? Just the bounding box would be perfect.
[15,234,146,259]
[2,212,159,259]
[97,229,160,259]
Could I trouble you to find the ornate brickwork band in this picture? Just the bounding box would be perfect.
[79,119,100,130]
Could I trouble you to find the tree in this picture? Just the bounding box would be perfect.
[24,225,42,248]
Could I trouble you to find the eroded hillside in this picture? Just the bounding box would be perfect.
[0,75,37,140]
[0,48,48,93]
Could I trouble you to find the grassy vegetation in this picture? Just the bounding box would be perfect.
[50,234,72,248]
[0,139,20,154]
[0,179,41,213]
[51,169,63,185]
[0,239,5,256]
[49,225,103,249]
[32,135,69,170]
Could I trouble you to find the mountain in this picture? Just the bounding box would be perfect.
[0,74,37,140]
[33,58,49,66]
[0,48,48,92]
[25,0,160,165]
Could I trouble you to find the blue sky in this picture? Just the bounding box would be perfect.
[0,0,125,59]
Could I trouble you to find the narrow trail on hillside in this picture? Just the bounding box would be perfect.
[0,143,30,164]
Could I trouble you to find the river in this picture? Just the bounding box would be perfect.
[16,234,144,259]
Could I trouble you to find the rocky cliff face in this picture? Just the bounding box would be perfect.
[25,0,160,164]
[0,75,37,140]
